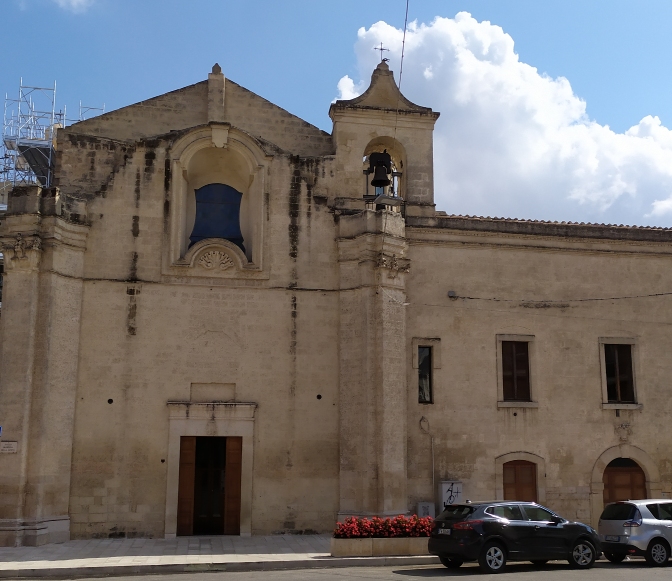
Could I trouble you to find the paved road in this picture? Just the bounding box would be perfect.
[62,559,670,581]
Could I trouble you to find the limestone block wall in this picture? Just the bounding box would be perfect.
[224,81,333,158]
[62,83,209,143]
[64,79,333,159]
[405,223,672,525]
[69,283,340,537]
[62,121,343,537]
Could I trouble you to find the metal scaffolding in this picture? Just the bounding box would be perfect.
[79,101,105,121]
[1,79,64,188]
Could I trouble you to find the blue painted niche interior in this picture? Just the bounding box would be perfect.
[189,183,245,252]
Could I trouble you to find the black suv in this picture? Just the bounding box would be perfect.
[428,501,600,573]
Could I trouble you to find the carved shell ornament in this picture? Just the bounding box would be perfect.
[198,250,235,271]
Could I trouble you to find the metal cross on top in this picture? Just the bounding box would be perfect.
[374,42,389,62]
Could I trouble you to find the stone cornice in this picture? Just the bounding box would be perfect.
[408,214,672,244]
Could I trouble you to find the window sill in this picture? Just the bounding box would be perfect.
[497,401,539,409]
[602,403,642,410]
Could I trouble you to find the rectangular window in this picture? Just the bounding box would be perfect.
[418,346,433,404]
[604,344,635,403]
[502,341,530,401]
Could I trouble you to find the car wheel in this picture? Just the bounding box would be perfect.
[604,551,626,563]
[478,542,507,573]
[645,539,670,566]
[569,539,596,569]
[531,559,549,567]
[439,556,464,569]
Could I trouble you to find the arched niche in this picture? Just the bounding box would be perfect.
[166,126,268,271]
[363,136,406,199]
[185,147,251,254]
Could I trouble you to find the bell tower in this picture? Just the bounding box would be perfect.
[330,63,439,519]
[329,60,440,216]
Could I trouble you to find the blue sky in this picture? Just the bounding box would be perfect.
[4,0,672,226]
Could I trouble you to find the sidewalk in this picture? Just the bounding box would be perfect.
[0,535,438,578]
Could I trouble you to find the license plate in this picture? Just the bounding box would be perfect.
[605,535,620,542]
[438,529,451,535]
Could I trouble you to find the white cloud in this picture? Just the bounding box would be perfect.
[51,0,94,13]
[335,76,360,101]
[339,13,672,226]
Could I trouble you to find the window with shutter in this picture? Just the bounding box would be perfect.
[604,344,636,403]
[418,346,433,404]
[501,341,531,401]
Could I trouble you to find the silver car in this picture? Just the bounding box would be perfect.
[598,500,672,566]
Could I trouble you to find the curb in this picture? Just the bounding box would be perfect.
[0,555,440,579]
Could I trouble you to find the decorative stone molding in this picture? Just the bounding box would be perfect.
[198,249,235,271]
[164,125,269,276]
[164,401,257,537]
[166,401,257,421]
[2,233,41,257]
[615,422,632,442]
[171,238,257,279]
[1,233,42,270]
[376,253,410,275]
[211,124,230,148]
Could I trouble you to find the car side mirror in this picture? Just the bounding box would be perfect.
[550,516,564,525]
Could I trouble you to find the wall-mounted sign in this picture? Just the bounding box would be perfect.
[0,441,18,454]
[440,481,463,508]
[417,502,435,518]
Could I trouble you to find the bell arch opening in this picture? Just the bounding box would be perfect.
[362,137,406,201]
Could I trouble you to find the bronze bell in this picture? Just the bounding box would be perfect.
[369,150,392,188]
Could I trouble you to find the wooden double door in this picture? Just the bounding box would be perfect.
[177,436,242,536]
[603,458,646,505]
[503,460,538,502]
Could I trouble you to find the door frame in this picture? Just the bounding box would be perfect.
[165,402,257,537]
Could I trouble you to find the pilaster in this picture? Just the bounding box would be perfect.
[0,186,89,546]
[337,209,410,518]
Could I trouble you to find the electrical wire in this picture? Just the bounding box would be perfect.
[454,291,672,304]
[407,299,672,327]
[392,0,410,145]
[377,0,410,286]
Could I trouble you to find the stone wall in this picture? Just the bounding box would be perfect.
[3,62,672,545]
[405,223,672,525]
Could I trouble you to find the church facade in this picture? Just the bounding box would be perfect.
[1,62,672,546]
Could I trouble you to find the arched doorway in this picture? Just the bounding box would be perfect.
[503,460,538,502]
[590,445,661,527]
[603,458,646,504]
[496,452,546,503]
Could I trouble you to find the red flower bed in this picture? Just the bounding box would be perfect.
[333,515,433,538]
